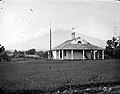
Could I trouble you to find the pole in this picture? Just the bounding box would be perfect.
[50,22,52,59]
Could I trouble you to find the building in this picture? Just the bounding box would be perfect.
[25,49,36,55]
[49,32,104,60]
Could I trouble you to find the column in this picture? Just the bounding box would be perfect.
[54,50,56,59]
[94,50,96,60]
[83,50,85,60]
[102,50,104,60]
[71,50,73,60]
[62,49,64,60]
[59,50,60,60]
[48,51,50,59]
[90,50,92,60]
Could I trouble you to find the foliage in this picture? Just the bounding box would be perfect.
[36,51,48,58]
[105,46,114,57]
[105,36,120,59]
[0,44,9,61]
[13,50,25,58]
[113,46,120,59]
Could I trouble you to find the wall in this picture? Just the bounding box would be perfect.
[52,50,59,59]
[56,50,59,59]
[73,50,83,59]
[64,50,85,60]
[64,50,71,59]
[52,51,57,59]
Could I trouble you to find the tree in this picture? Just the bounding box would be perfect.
[0,45,9,62]
[105,36,120,59]
[113,43,120,59]
[105,40,114,58]
[36,51,48,59]
[106,40,112,47]
[112,37,118,48]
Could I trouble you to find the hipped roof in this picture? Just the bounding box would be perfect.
[52,37,104,50]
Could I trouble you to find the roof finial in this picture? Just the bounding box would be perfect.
[71,28,75,40]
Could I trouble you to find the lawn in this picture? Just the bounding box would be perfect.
[0,59,120,93]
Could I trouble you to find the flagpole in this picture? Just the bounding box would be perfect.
[50,22,52,59]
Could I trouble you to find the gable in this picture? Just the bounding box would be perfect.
[71,37,89,44]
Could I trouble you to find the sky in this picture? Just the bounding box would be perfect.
[0,0,120,50]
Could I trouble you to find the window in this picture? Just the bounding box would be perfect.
[78,41,81,44]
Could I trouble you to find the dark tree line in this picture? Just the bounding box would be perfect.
[36,51,48,59]
[105,36,120,59]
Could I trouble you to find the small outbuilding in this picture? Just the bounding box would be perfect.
[48,32,104,60]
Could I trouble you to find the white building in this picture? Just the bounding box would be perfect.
[49,32,104,60]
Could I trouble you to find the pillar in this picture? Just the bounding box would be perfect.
[102,50,104,60]
[62,49,64,60]
[90,50,92,60]
[71,50,73,60]
[54,50,56,59]
[83,50,85,60]
[48,51,50,59]
[59,50,60,60]
[94,50,96,60]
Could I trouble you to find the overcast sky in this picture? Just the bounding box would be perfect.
[0,0,120,49]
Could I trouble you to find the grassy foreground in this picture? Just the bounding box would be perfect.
[0,59,120,92]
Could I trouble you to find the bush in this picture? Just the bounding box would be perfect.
[113,47,120,59]
[36,51,48,59]
[105,47,114,58]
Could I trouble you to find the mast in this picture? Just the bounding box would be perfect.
[50,22,52,59]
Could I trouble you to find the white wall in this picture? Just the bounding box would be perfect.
[52,50,56,59]
[56,50,59,59]
[64,50,84,60]
[64,50,71,59]
[73,50,83,59]
[64,50,91,60]
[52,50,59,59]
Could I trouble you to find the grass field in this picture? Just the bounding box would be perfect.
[0,59,120,93]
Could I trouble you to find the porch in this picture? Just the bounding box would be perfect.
[52,49,104,60]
